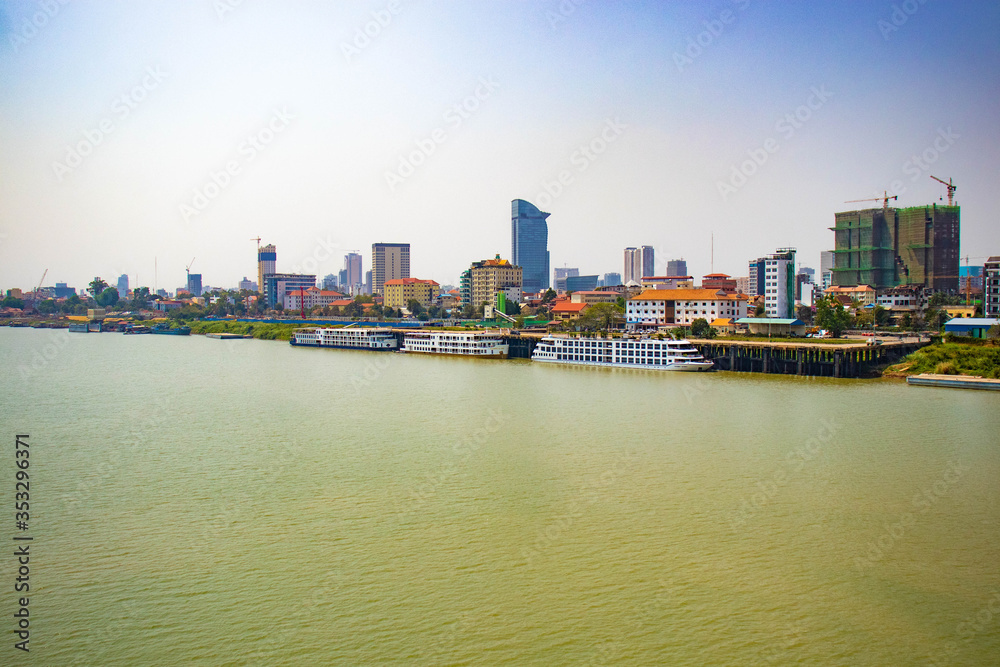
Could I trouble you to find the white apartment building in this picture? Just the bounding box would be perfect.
[626,289,749,329]
[985,256,1000,318]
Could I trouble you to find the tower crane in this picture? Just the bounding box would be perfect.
[29,269,48,311]
[186,258,196,279]
[845,191,898,208]
[930,175,956,206]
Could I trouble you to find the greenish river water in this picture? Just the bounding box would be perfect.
[1,327,998,665]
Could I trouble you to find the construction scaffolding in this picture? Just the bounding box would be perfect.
[830,204,960,292]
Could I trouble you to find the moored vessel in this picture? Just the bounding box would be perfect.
[401,330,508,358]
[151,323,191,335]
[531,335,713,371]
[290,327,398,350]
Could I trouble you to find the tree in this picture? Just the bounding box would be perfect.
[37,299,56,314]
[578,302,624,333]
[504,300,521,316]
[354,294,374,304]
[407,299,425,316]
[874,305,889,326]
[60,294,82,314]
[690,318,713,339]
[1,295,25,309]
[814,295,853,338]
[754,303,766,317]
[796,304,814,324]
[88,277,109,298]
[343,301,363,318]
[130,287,152,310]
[96,287,120,307]
[541,288,557,304]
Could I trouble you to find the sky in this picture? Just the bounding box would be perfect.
[1,0,998,293]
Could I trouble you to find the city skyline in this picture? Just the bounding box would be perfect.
[1,2,998,290]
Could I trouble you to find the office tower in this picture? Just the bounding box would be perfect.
[511,199,550,293]
[553,267,579,292]
[116,274,129,298]
[364,270,372,295]
[321,274,337,291]
[186,273,202,297]
[666,259,688,277]
[372,243,410,295]
[831,204,960,292]
[566,275,599,292]
[623,246,655,284]
[338,269,348,289]
[345,252,363,293]
[238,277,257,292]
[258,244,276,293]
[603,272,622,287]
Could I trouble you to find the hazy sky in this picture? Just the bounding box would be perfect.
[1,0,998,292]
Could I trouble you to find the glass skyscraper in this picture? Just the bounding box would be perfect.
[511,199,550,294]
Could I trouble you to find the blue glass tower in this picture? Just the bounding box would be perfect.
[511,199,550,294]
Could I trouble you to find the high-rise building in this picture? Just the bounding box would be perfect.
[734,276,753,295]
[263,273,316,309]
[958,265,984,291]
[602,272,622,287]
[566,275,599,292]
[364,270,372,295]
[666,259,688,277]
[761,248,796,318]
[553,267,578,293]
[116,274,129,298]
[511,199,550,294]
[468,255,523,308]
[321,274,337,291]
[819,251,834,290]
[238,277,257,292]
[258,244,276,293]
[187,273,202,297]
[831,204,960,292]
[623,246,655,284]
[747,258,765,297]
[984,256,1000,318]
[372,243,410,295]
[344,253,362,293]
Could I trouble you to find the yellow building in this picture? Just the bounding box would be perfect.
[383,278,440,309]
[470,256,522,308]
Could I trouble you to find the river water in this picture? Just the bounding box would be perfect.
[1,327,998,665]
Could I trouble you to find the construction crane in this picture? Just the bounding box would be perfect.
[930,175,956,206]
[251,237,261,252]
[29,269,48,311]
[845,191,898,208]
[186,257,196,279]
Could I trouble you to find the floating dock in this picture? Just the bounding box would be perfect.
[205,332,251,340]
[906,374,1000,391]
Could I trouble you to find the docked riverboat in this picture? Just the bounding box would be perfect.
[290,327,398,350]
[531,335,713,371]
[400,330,508,358]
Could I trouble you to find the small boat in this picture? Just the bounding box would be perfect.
[123,325,152,334]
[87,321,103,332]
[68,323,89,333]
[151,323,191,335]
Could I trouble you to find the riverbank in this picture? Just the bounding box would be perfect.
[886,338,1000,378]
[186,320,302,341]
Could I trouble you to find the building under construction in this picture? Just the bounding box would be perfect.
[830,204,960,293]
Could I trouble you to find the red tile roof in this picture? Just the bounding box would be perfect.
[552,302,589,313]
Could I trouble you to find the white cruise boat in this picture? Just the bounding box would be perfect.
[401,330,508,358]
[531,335,713,371]
[290,327,398,350]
